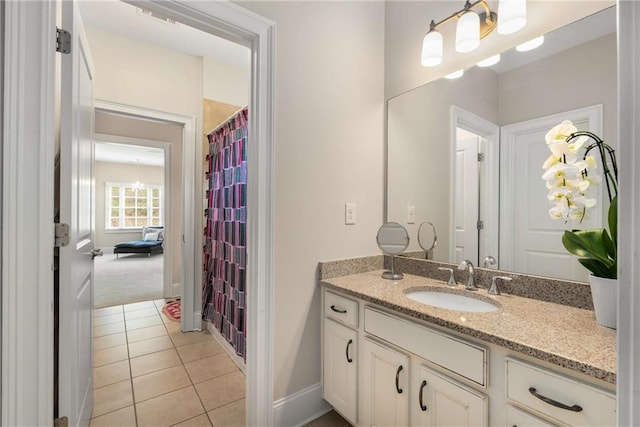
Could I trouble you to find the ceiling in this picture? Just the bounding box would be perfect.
[78,0,250,69]
[95,142,165,167]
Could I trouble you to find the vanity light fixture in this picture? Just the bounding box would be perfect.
[421,0,527,67]
[516,35,544,52]
[477,54,501,67]
[444,69,465,79]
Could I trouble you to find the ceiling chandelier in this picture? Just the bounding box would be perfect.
[421,0,527,67]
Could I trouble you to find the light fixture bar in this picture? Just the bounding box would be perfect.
[428,0,497,39]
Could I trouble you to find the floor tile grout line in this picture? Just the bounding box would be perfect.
[122,305,141,427]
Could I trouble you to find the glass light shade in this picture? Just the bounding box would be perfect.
[497,0,527,35]
[421,31,443,67]
[456,11,480,53]
[444,69,464,79]
[516,36,544,52]
[477,54,501,67]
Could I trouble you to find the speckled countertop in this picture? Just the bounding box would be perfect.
[320,270,616,385]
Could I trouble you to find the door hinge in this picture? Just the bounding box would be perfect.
[54,223,70,248]
[56,28,71,54]
[54,416,69,427]
[477,220,484,230]
[477,153,485,162]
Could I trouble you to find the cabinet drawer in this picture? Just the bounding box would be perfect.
[505,358,615,426]
[364,307,486,386]
[324,291,358,328]
[505,405,555,427]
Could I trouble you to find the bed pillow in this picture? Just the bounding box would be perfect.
[143,232,159,242]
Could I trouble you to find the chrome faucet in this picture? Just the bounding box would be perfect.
[482,256,497,268]
[489,276,512,295]
[458,260,477,290]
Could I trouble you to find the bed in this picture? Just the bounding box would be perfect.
[114,226,164,258]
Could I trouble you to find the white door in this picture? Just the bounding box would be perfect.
[323,319,358,424]
[58,1,96,425]
[361,338,409,427]
[500,106,603,282]
[411,364,487,427]
[455,132,479,264]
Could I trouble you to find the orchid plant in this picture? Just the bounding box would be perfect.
[543,120,618,279]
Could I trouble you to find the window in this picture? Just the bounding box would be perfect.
[106,183,163,230]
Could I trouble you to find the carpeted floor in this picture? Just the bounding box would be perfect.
[94,253,164,308]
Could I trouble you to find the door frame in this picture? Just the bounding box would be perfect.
[2,1,275,425]
[95,100,197,328]
[94,130,176,299]
[450,106,499,267]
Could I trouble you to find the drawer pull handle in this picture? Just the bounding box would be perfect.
[528,387,583,412]
[419,380,428,411]
[330,305,347,314]
[395,366,403,394]
[346,339,353,363]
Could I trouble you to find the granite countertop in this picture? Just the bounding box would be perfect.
[320,270,617,385]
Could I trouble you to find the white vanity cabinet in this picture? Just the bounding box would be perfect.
[360,338,410,427]
[411,364,488,427]
[322,292,359,424]
[505,405,555,427]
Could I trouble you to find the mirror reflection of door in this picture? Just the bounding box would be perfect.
[455,129,480,264]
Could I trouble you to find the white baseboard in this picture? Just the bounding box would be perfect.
[273,383,332,427]
[170,282,181,297]
[206,321,246,374]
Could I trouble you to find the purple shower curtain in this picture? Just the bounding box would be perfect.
[202,107,248,360]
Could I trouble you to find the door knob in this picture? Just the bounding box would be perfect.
[91,249,103,259]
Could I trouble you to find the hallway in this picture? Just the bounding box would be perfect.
[91,300,245,426]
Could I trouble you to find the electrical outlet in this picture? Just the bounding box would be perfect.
[408,205,415,224]
[345,203,356,225]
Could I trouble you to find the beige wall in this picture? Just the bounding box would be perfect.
[384,1,614,99]
[238,1,386,401]
[498,32,617,148]
[95,161,164,247]
[203,58,249,107]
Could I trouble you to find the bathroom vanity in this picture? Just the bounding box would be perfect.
[319,262,616,427]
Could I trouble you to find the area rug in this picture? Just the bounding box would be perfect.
[163,300,181,321]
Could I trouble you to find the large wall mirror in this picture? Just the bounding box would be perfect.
[386,6,616,282]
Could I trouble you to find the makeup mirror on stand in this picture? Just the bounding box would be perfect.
[376,222,410,280]
[417,221,437,259]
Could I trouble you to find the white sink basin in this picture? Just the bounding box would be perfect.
[405,290,499,313]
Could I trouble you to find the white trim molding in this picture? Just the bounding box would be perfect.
[2,1,56,425]
[617,1,640,425]
[273,383,332,427]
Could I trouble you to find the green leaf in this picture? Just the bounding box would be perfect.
[562,230,615,267]
[608,195,618,246]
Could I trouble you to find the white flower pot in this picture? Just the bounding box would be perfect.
[589,274,617,329]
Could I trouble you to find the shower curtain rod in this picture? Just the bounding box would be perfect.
[206,105,249,137]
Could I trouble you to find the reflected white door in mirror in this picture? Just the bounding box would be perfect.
[500,105,603,282]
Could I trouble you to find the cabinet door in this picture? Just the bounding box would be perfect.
[412,364,488,427]
[323,319,358,424]
[505,405,555,427]
[361,338,409,427]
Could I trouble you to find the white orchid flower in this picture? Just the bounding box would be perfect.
[542,163,580,182]
[585,155,597,169]
[545,120,577,144]
[543,154,561,170]
[572,196,597,209]
[547,187,572,201]
[565,178,591,192]
[549,204,569,219]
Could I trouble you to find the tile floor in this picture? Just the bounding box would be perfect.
[90,299,246,427]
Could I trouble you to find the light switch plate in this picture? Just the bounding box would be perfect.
[345,203,356,225]
[408,205,415,224]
